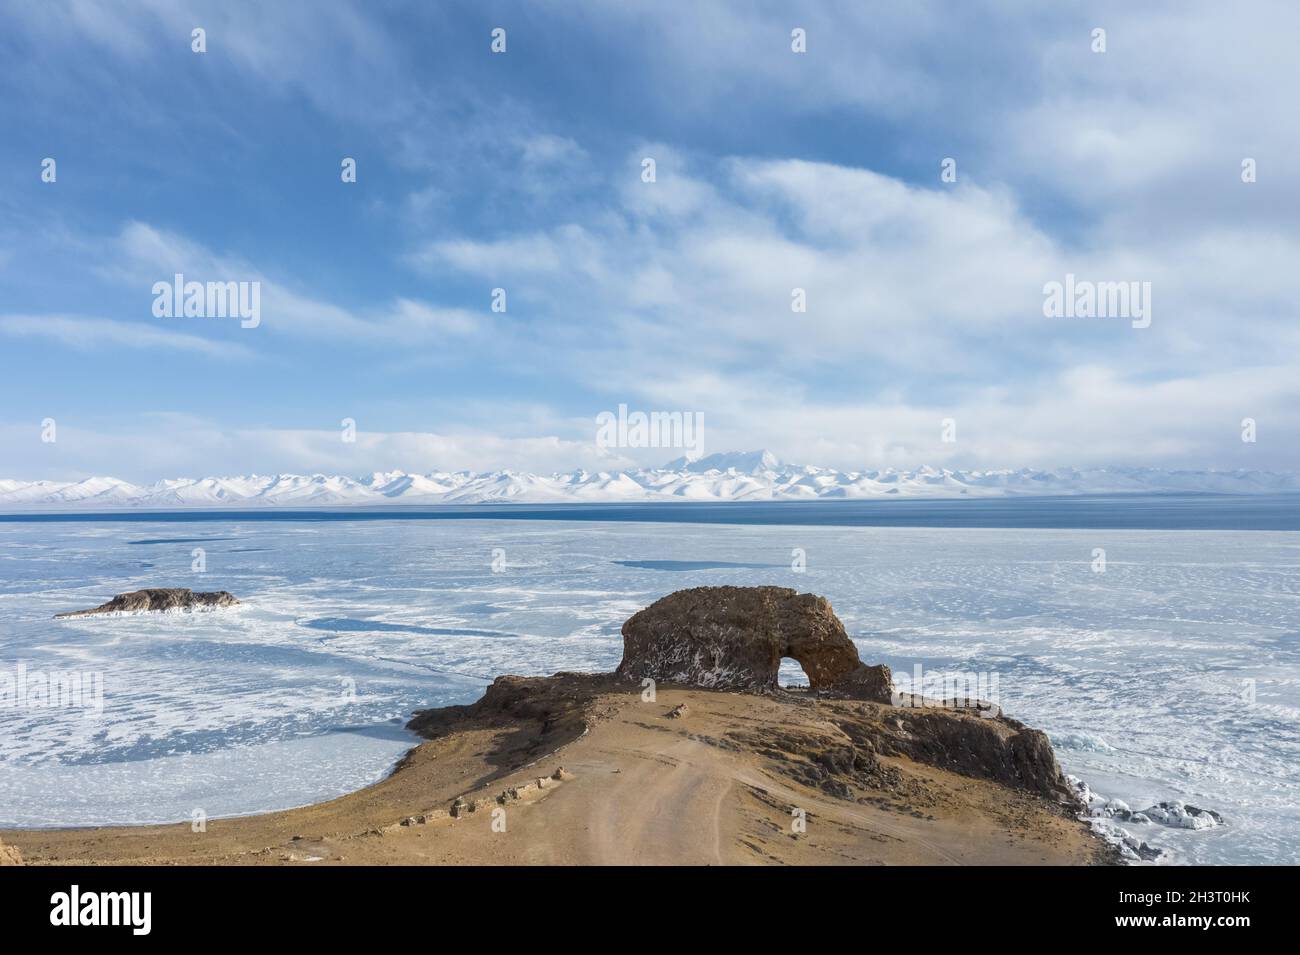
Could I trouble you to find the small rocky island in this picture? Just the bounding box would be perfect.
[55,588,240,618]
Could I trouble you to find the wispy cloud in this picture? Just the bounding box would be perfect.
[0,314,255,360]
[0,416,636,483]
[99,222,484,344]
[2,1,1297,476]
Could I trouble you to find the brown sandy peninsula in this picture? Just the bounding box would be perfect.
[1,587,1112,867]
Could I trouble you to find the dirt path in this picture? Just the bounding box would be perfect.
[3,685,1107,866]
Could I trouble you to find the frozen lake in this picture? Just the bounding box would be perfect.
[1,504,1297,864]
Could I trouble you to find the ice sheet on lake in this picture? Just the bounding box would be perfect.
[1,518,1297,865]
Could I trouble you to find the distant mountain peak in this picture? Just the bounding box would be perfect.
[664,449,782,474]
[3,456,1299,510]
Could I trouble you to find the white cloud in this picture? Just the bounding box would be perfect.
[519,133,586,166]
[396,151,1300,471]
[7,2,1299,476]
[694,364,1300,472]
[100,221,484,344]
[0,314,255,360]
[0,416,636,483]
[9,0,404,122]
[13,148,1298,475]
[8,351,1296,483]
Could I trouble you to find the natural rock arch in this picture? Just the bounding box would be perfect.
[615,586,892,702]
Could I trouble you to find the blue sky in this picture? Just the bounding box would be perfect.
[2,0,1298,481]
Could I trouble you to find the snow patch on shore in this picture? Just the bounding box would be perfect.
[1068,775,1224,863]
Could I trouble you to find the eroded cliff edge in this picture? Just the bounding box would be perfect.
[410,586,1090,823]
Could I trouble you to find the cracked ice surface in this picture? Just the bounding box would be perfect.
[0,516,1296,865]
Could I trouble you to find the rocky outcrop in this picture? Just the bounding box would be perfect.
[721,698,1074,805]
[615,586,891,701]
[407,588,1079,817]
[611,587,1074,803]
[866,708,1074,802]
[55,588,240,618]
[408,671,606,764]
[409,671,1081,813]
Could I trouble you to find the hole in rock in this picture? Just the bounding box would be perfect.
[778,657,810,689]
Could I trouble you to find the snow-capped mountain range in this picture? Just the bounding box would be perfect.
[4,451,1299,510]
